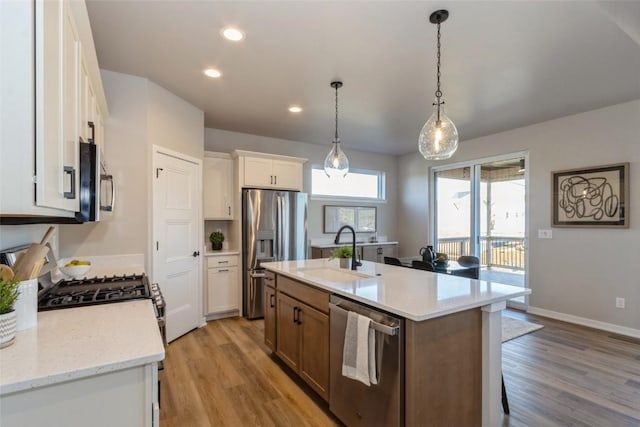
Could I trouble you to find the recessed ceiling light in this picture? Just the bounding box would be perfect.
[203,68,222,78]
[221,27,245,41]
[288,106,303,113]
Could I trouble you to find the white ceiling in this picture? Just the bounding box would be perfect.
[86,1,640,156]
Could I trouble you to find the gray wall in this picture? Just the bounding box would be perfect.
[205,128,399,246]
[59,71,149,259]
[59,70,204,270]
[398,99,640,332]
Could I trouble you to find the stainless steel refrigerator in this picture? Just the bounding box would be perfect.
[242,189,308,319]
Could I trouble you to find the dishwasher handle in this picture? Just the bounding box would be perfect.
[329,302,399,336]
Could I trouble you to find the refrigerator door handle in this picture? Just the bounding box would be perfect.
[276,194,283,261]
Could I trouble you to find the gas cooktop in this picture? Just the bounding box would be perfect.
[38,274,151,310]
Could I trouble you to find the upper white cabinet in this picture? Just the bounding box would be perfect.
[204,153,234,220]
[0,0,108,218]
[35,0,81,212]
[235,150,307,191]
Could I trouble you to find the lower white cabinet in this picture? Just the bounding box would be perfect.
[206,254,239,315]
[1,364,159,427]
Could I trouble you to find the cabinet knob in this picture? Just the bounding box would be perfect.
[193,251,200,257]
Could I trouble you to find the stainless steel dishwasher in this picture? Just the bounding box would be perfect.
[329,295,404,427]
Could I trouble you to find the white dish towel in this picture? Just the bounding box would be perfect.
[342,311,378,386]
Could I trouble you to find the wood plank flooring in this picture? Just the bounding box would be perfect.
[160,310,640,426]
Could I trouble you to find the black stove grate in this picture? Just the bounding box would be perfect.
[38,274,151,311]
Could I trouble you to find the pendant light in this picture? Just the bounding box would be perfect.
[324,81,349,178]
[418,9,459,160]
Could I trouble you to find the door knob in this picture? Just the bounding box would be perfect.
[192,251,200,257]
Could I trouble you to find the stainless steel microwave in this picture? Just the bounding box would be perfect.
[76,141,114,222]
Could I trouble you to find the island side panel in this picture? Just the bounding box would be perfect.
[405,308,482,426]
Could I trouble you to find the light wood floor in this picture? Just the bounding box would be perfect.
[160,310,640,426]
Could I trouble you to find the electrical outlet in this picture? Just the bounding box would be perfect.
[615,297,625,309]
[538,229,553,239]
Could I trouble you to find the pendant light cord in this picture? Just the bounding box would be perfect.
[334,84,339,143]
[435,17,443,122]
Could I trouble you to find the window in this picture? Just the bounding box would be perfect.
[311,167,385,200]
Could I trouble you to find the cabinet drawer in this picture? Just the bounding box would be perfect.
[265,270,276,287]
[277,275,329,314]
[207,255,238,268]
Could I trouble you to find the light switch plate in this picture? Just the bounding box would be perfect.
[538,229,553,239]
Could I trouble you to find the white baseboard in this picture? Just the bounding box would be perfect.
[527,306,640,339]
[205,310,239,322]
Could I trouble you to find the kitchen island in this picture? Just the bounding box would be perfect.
[262,258,530,426]
[0,300,164,427]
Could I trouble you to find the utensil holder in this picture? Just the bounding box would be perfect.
[15,278,38,331]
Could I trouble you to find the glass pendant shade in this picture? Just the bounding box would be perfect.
[418,102,459,160]
[324,139,349,178]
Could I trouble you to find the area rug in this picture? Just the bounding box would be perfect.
[502,315,543,343]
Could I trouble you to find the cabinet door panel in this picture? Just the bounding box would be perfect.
[299,305,329,401]
[243,157,273,187]
[206,266,238,313]
[264,285,277,351]
[204,157,233,219]
[276,292,300,371]
[363,245,398,263]
[35,0,80,211]
[362,246,376,262]
[272,160,302,190]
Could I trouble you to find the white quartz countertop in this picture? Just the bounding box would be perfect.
[204,250,239,257]
[310,241,399,248]
[261,258,531,322]
[0,300,165,396]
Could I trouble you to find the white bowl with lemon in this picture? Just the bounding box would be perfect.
[58,259,92,279]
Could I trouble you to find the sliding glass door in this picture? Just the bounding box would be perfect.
[433,154,528,306]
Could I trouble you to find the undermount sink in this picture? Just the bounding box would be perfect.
[296,267,373,283]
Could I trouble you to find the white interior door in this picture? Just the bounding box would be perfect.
[153,148,202,342]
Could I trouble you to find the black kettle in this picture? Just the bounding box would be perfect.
[419,245,436,263]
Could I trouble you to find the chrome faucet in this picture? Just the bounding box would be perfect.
[334,225,362,271]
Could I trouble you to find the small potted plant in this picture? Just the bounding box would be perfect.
[209,231,225,251]
[0,274,20,348]
[329,245,353,269]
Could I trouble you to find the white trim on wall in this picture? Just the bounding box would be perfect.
[527,306,640,339]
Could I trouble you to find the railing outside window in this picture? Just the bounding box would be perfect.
[436,236,525,270]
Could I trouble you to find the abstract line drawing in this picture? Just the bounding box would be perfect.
[558,175,618,220]
[552,163,629,228]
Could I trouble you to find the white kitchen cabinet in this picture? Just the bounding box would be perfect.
[0,0,108,219]
[235,150,306,191]
[206,254,239,315]
[1,364,158,427]
[362,243,398,263]
[35,0,81,212]
[203,153,234,220]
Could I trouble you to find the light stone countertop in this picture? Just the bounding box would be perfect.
[0,300,165,396]
[261,258,531,322]
[310,241,399,248]
[203,249,240,257]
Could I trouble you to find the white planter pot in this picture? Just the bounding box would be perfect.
[0,310,17,348]
[339,258,351,269]
[15,278,38,331]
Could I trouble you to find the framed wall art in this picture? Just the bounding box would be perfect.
[551,163,629,228]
